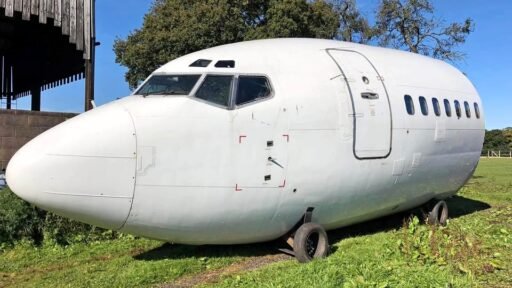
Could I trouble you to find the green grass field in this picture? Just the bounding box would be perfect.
[1,158,511,287]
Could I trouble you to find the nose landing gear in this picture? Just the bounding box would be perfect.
[426,200,448,226]
[293,222,330,263]
[281,208,330,263]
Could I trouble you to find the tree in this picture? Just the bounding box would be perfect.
[503,128,512,149]
[376,0,474,61]
[483,129,511,151]
[332,0,378,44]
[114,0,339,89]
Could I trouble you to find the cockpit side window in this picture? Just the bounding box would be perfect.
[235,76,272,106]
[136,75,201,96]
[195,75,234,107]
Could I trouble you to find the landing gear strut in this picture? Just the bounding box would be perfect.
[427,200,448,226]
[284,208,330,263]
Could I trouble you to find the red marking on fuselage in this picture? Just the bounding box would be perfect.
[279,180,286,188]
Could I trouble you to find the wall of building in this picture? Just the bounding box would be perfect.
[0,110,77,170]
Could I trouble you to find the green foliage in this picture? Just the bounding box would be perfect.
[0,189,118,249]
[332,0,379,43]
[1,159,511,287]
[376,0,474,61]
[114,0,476,89]
[114,0,339,89]
[0,188,44,247]
[484,129,512,151]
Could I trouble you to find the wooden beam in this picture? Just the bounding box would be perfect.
[54,0,61,26]
[39,0,47,23]
[13,0,21,12]
[84,0,94,111]
[62,0,69,35]
[5,0,14,17]
[83,0,90,59]
[22,0,30,20]
[76,0,83,50]
[69,0,76,43]
[31,87,41,111]
[46,0,53,19]
[30,0,38,15]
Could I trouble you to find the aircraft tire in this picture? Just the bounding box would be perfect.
[427,200,448,226]
[293,222,329,263]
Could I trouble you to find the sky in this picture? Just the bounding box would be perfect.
[13,0,512,129]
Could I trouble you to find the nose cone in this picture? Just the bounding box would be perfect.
[7,102,137,230]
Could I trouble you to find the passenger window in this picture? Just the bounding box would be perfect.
[444,99,452,117]
[419,96,428,116]
[404,95,415,115]
[474,103,480,119]
[464,101,471,118]
[236,76,272,106]
[195,75,233,107]
[432,98,441,116]
[454,100,461,118]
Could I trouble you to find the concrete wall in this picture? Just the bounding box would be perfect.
[0,110,77,170]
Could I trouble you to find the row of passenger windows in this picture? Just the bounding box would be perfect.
[136,74,272,108]
[404,95,480,119]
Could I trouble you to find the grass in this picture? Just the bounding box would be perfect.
[1,158,511,287]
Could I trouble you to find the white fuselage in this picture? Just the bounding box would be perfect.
[7,39,484,244]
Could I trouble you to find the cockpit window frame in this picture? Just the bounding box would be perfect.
[191,73,236,109]
[232,74,275,109]
[133,72,203,96]
[191,73,274,110]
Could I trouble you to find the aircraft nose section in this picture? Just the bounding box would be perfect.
[6,102,137,230]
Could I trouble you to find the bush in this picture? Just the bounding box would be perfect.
[0,188,45,246]
[0,188,120,248]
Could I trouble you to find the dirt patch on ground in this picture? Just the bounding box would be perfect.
[161,253,292,288]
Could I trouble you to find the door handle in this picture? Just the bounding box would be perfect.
[361,92,379,99]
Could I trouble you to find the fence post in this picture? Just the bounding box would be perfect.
[499,151,501,158]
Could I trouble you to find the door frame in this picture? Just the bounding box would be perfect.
[326,48,393,160]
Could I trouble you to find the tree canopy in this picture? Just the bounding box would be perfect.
[114,0,339,89]
[376,0,474,61]
[114,0,474,89]
[484,129,512,151]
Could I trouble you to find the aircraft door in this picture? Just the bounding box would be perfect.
[328,50,392,159]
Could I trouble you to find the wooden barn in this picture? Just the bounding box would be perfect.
[0,0,96,111]
[0,0,96,170]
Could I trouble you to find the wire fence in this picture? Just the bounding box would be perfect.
[481,150,512,158]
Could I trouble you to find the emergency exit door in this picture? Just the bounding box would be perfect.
[328,49,392,159]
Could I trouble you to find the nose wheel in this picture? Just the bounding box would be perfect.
[281,208,330,263]
[427,200,448,226]
[292,222,329,263]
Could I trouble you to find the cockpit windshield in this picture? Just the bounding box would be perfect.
[136,75,201,96]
